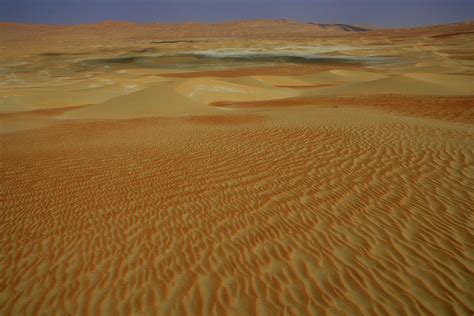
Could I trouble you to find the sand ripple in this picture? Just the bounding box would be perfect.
[1,114,473,315]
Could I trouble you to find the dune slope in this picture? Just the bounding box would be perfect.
[1,108,474,315]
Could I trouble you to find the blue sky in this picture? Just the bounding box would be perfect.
[1,0,473,27]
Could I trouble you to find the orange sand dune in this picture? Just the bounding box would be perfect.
[1,111,473,315]
[212,95,474,124]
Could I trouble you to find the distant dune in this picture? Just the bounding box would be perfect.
[0,19,371,41]
[1,19,472,38]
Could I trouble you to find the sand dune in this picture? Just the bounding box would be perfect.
[313,75,470,96]
[64,84,216,119]
[298,70,387,87]
[1,109,473,315]
[326,70,388,82]
[212,95,474,124]
[176,78,298,104]
[1,19,473,315]
[404,73,474,92]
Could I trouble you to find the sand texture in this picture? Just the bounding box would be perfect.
[1,20,474,315]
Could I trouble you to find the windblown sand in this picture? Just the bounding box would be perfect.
[1,20,473,315]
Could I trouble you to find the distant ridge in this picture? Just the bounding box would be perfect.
[308,23,370,32]
[0,19,371,41]
[1,19,473,43]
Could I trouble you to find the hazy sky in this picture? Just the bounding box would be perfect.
[2,0,473,27]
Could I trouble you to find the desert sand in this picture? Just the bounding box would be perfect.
[1,20,473,315]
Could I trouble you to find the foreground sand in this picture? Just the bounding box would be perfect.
[1,21,474,315]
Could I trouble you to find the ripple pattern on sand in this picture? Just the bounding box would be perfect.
[1,117,473,315]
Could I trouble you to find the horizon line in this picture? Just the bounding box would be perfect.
[1,18,473,29]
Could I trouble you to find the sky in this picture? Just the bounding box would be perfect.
[1,0,473,27]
